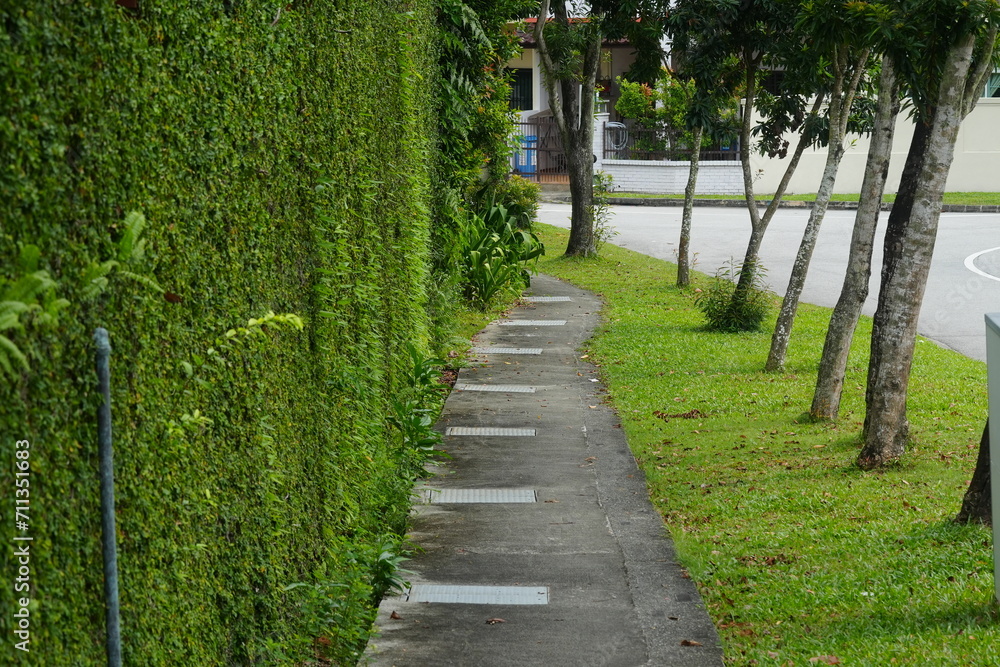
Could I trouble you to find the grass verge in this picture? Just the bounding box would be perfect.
[608,192,1000,206]
[533,222,996,666]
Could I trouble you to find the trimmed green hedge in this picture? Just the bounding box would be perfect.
[1,1,442,663]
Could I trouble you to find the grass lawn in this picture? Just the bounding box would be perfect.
[608,192,1000,206]
[532,223,997,666]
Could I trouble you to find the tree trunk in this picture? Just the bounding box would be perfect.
[534,0,600,258]
[732,79,823,298]
[859,35,976,469]
[765,140,845,371]
[811,56,898,420]
[565,136,596,256]
[955,421,991,525]
[765,49,869,371]
[677,125,703,287]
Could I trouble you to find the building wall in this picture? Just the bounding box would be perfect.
[751,98,1000,194]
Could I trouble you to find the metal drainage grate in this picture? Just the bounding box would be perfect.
[454,383,536,393]
[523,296,573,302]
[420,488,537,503]
[407,585,549,605]
[470,346,543,355]
[498,319,567,326]
[445,427,536,436]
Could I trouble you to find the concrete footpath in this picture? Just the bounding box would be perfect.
[364,274,723,666]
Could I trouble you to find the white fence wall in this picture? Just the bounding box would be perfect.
[600,159,743,195]
[593,99,1000,196]
[593,112,744,195]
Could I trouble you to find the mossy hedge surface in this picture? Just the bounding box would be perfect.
[1,2,440,663]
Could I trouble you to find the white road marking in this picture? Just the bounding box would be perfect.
[964,247,1000,282]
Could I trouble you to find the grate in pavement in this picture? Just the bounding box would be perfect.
[454,383,536,393]
[497,320,567,326]
[419,488,536,504]
[445,427,536,436]
[470,346,543,355]
[407,585,549,605]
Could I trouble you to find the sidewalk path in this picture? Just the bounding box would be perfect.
[365,274,723,666]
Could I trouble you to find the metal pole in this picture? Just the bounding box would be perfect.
[95,327,122,667]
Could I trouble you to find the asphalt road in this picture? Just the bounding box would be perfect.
[538,203,1000,361]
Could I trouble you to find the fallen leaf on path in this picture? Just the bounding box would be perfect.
[390,611,402,620]
[486,618,506,625]
[680,640,702,646]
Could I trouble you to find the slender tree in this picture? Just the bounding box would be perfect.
[810,55,900,420]
[534,0,668,257]
[765,1,876,371]
[676,123,702,286]
[534,0,602,256]
[859,3,999,468]
[667,8,741,287]
[669,0,824,312]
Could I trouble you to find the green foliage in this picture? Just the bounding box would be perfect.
[461,205,545,310]
[473,174,541,229]
[591,171,618,252]
[0,1,447,663]
[428,0,535,350]
[696,259,774,332]
[0,261,67,376]
[389,343,449,477]
[616,71,735,158]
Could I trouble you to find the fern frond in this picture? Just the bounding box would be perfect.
[0,335,29,376]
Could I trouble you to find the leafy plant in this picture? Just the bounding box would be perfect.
[0,246,70,377]
[402,342,447,402]
[372,540,413,596]
[591,171,618,253]
[82,211,164,299]
[281,553,375,665]
[461,204,545,310]
[696,259,773,332]
[473,174,541,229]
[390,343,449,475]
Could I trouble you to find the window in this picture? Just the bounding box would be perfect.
[509,69,533,111]
[985,72,1000,98]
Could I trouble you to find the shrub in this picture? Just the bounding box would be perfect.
[474,174,542,229]
[461,205,545,310]
[696,259,774,332]
[592,171,618,253]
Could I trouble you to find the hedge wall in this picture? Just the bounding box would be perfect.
[1,1,441,663]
